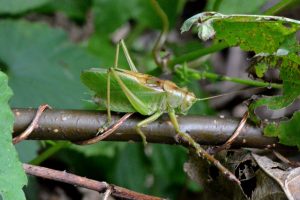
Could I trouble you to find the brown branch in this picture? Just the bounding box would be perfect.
[12,108,294,150]
[76,112,133,145]
[13,104,50,144]
[23,163,163,200]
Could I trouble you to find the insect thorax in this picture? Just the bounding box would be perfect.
[163,80,197,114]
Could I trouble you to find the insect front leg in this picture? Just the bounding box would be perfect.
[99,42,120,133]
[136,111,163,145]
[168,109,240,184]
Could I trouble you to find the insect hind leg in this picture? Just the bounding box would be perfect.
[168,109,240,183]
[120,40,138,72]
[136,111,163,145]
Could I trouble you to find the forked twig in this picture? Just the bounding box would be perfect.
[208,111,249,154]
[23,163,163,200]
[13,104,50,144]
[76,112,133,145]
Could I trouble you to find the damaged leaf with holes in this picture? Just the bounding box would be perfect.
[264,111,300,148]
[181,12,300,53]
[248,33,300,117]
[182,12,300,148]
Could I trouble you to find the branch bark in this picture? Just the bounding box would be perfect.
[23,163,163,200]
[12,108,292,150]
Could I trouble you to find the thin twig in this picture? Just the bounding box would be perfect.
[208,111,249,154]
[263,0,296,15]
[76,113,133,145]
[169,42,229,68]
[13,104,50,144]
[23,163,163,200]
[272,150,300,167]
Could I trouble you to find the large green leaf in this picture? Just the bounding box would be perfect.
[181,12,300,121]
[92,0,140,34]
[0,72,27,200]
[0,20,100,108]
[247,33,300,121]
[35,0,92,21]
[264,111,300,148]
[249,51,300,122]
[181,12,300,53]
[92,0,182,34]
[112,144,149,193]
[181,12,300,148]
[149,144,188,198]
[0,0,50,14]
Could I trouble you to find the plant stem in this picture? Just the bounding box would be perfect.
[150,0,169,68]
[30,142,70,165]
[201,71,282,89]
[264,0,297,15]
[179,67,283,89]
[168,42,229,68]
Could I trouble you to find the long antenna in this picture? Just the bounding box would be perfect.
[196,87,265,101]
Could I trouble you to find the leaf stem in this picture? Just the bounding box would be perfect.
[201,71,282,89]
[30,142,70,165]
[264,0,297,15]
[168,42,229,68]
[177,67,282,88]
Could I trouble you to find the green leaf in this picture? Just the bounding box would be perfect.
[88,36,128,67]
[0,71,27,200]
[36,0,92,21]
[254,56,300,110]
[92,0,182,34]
[264,111,300,148]
[70,142,126,158]
[0,0,50,14]
[254,63,268,78]
[182,12,300,124]
[148,145,187,197]
[135,0,183,30]
[112,144,148,193]
[92,0,140,34]
[15,141,39,163]
[0,20,100,108]
[181,12,300,53]
[249,45,300,122]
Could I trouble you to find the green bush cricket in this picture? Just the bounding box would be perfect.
[81,40,240,183]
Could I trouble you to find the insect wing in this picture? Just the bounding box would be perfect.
[81,68,135,112]
[81,68,166,114]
